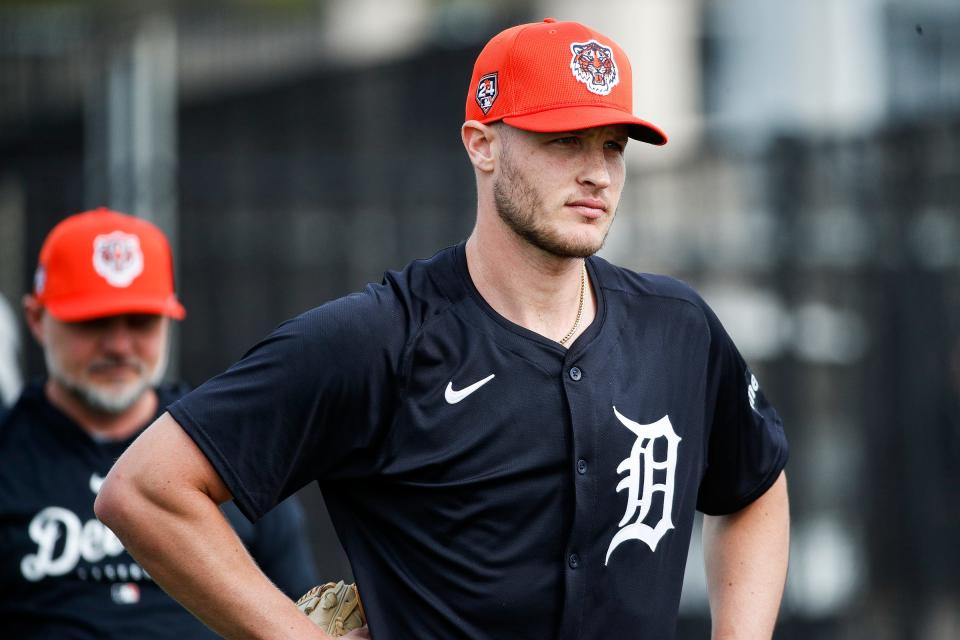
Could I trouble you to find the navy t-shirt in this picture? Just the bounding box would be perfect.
[170,243,788,640]
[0,380,318,639]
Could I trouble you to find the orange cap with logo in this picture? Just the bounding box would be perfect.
[465,18,667,145]
[33,207,186,322]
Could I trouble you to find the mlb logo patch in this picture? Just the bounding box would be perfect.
[92,231,144,288]
[476,72,498,115]
[111,582,141,605]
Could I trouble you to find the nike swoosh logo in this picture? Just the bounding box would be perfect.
[445,374,496,404]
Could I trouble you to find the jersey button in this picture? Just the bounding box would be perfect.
[576,458,588,474]
[569,366,582,381]
[568,553,580,569]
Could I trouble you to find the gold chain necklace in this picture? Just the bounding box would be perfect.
[559,262,586,346]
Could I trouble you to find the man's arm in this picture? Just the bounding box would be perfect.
[94,412,338,640]
[702,470,789,640]
[232,496,320,599]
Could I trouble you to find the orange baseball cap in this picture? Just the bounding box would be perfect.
[33,207,186,322]
[465,18,667,145]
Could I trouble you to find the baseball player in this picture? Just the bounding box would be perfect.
[0,208,319,638]
[97,19,790,639]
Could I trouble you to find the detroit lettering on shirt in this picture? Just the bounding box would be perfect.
[170,242,788,640]
[0,382,317,640]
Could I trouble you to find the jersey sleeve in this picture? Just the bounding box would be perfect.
[168,286,406,522]
[696,301,789,515]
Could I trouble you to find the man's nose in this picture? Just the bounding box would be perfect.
[99,317,136,353]
[578,148,612,189]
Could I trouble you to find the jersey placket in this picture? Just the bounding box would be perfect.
[557,346,603,640]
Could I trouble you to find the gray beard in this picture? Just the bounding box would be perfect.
[45,350,167,415]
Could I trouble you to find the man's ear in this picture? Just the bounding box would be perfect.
[461,120,497,173]
[22,294,46,345]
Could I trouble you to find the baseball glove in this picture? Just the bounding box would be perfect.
[296,580,366,636]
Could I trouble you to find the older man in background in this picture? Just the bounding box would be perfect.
[0,207,319,639]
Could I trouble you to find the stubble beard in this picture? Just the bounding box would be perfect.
[493,151,613,259]
[45,348,167,415]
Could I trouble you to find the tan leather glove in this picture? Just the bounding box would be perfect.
[296,581,366,637]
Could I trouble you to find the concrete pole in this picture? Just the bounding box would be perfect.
[84,6,180,376]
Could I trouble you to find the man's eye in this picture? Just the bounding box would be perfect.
[126,314,161,331]
[75,318,110,331]
[552,136,578,145]
[605,141,626,153]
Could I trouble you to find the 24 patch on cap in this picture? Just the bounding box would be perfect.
[475,72,498,115]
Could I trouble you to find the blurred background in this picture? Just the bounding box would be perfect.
[1,0,957,637]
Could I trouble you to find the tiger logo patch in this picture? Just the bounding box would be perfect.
[570,40,619,96]
[476,72,498,115]
[92,231,144,288]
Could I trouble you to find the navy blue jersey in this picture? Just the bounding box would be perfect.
[170,243,787,640]
[0,380,318,640]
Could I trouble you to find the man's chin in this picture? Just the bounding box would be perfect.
[535,230,606,259]
[72,380,152,415]
[543,218,612,257]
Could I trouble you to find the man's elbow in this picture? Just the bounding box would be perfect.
[94,470,141,535]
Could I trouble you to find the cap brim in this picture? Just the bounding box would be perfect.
[44,294,186,322]
[502,105,667,146]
